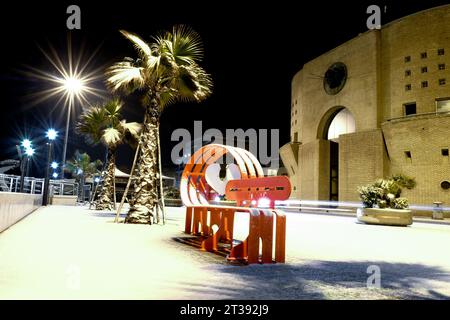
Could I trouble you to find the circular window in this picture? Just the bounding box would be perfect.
[324,62,348,95]
[441,181,450,190]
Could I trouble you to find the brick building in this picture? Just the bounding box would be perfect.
[280,5,450,205]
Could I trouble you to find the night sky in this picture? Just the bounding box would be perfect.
[0,0,448,177]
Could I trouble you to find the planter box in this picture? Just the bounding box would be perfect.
[50,195,78,206]
[357,207,413,226]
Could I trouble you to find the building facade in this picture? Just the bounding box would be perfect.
[280,5,450,205]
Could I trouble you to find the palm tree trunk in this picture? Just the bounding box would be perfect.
[125,102,160,224]
[96,147,116,210]
[113,174,117,210]
[115,143,140,223]
[157,126,166,225]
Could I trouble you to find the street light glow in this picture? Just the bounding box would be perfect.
[52,172,58,179]
[25,147,35,157]
[21,139,32,149]
[63,77,84,95]
[46,129,58,141]
[51,161,58,169]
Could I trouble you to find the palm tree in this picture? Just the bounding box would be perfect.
[76,98,141,210]
[106,25,213,224]
[65,150,103,202]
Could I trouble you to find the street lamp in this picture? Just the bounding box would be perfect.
[19,139,34,193]
[43,129,58,205]
[61,76,85,179]
[52,172,58,179]
[21,139,32,149]
[46,128,58,141]
[24,147,35,191]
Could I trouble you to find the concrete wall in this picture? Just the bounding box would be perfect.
[0,193,42,233]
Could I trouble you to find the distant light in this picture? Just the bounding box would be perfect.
[77,169,83,175]
[52,172,58,179]
[94,177,100,183]
[46,129,58,141]
[257,197,271,208]
[25,147,35,157]
[21,139,32,149]
[251,200,257,206]
[214,196,221,202]
[51,161,58,169]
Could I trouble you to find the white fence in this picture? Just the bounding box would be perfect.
[0,174,78,196]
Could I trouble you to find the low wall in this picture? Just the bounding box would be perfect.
[0,192,42,233]
[50,195,77,206]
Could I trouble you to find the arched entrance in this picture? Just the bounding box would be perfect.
[318,107,356,200]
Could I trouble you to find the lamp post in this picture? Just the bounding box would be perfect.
[19,139,32,193]
[61,77,84,179]
[23,147,35,193]
[42,129,58,205]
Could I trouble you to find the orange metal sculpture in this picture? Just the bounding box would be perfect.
[181,144,290,264]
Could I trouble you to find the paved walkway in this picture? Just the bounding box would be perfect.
[0,205,449,299]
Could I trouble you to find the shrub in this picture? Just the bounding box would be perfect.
[392,197,409,209]
[358,185,383,208]
[391,174,417,190]
[358,174,416,209]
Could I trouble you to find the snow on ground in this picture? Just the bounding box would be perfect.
[0,205,449,299]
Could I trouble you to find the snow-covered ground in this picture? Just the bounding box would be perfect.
[0,205,449,299]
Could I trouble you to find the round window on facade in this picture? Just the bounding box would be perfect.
[323,62,348,95]
[441,180,450,190]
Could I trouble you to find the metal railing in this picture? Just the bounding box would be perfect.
[0,173,78,196]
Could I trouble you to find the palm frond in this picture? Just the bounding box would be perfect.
[103,98,123,128]
[106,60,145,92]
[65,150,102,178]
[102,127,122,146]
[172,64,213,103]
[156,25,204,65]
[120,120,142,138]
[76,106,107,145]
[120,30,152,58]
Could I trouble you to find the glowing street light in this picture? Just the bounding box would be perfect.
[46,128,58,141]
[21,139,32,149]
[19,139,33,193]
[61,75,87,179]
[25,147,35,157]
[43,129,59,205]
[52,172,58,179]
[24,40,105,179]
[63,77,84,94]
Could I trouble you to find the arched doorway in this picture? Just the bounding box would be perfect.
[319,108,356,200]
